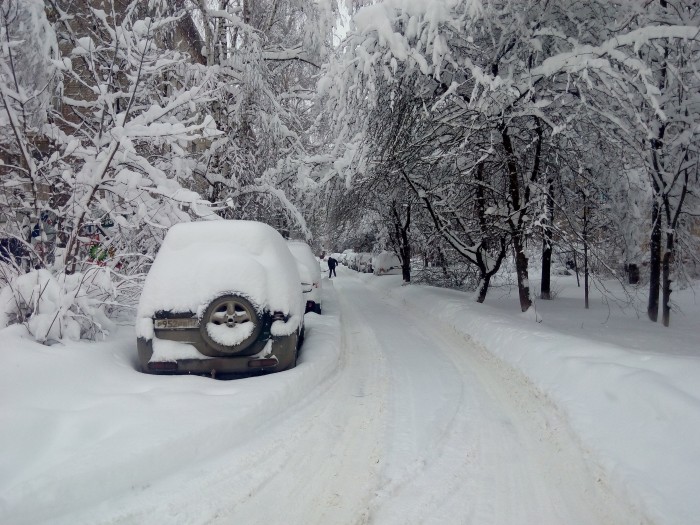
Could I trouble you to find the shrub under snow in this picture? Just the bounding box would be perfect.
[0,267,118,342]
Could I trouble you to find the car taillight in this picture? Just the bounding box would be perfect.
[248,358,278,368]
[272,311,287,321]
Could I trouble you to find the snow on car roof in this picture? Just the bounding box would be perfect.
[287,240,321,285]
[137,221,303,322]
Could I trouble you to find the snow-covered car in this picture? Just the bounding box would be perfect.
[287,240,322,314]
[136,220,305,376]
[340,249,355,266]
[373,251,402,275]
[345,251,358,269]
[357,252,373,273]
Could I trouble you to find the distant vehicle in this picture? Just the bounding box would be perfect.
[373,251,402,275]
[287,240,322,314]
[136,220,305,377]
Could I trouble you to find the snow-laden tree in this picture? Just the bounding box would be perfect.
[319,0,579,309]
[0,0,219,340]
[612,0,700,326]
[0,0,59,256]
[191,0,338,237]
[547,124,636,308]
[318,0,699,317]
[327,153,420,281]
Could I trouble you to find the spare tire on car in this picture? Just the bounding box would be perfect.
[200,294,262,354]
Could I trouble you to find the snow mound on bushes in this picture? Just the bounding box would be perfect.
[0,267,116,341]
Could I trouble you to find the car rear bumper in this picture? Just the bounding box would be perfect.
[137,334,299,376]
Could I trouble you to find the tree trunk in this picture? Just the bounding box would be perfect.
[399,215,411,283]
[583,198,589,309]
[540,175,554,299]
[647,36,667,322]
[475,238,506,303]
[401,243,411,282]
[476,276,491,303]
[661,231,673,327]
[584,240,589,310]
[513,237,532,312]
[647,200,661,322]
[391,201,411,283]
[501,124,531,312]
[541,238,552,300]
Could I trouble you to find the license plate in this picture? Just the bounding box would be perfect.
[154,318,199,330]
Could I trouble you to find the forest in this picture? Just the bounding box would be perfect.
[0,0,698,340]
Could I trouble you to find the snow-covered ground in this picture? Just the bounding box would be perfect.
[1,265,698,524]
[370,270,700,525]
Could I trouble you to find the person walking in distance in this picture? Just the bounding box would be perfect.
[327,256,338,278]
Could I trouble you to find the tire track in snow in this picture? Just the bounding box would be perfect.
[196,277,390,524]
[337,273,643,525]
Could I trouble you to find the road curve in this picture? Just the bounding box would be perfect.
[84,269,641,525]
[328,270,639,524]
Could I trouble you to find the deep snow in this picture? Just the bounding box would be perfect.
[370,272,700,524]
[0,266,698,524]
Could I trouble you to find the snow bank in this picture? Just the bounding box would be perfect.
[375,276,700,525]
[0,267,116,341]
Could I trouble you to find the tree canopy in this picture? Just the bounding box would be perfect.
[0,0,698,339]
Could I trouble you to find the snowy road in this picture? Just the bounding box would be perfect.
[1,268,644,524]
[123,269,634,524]
[305,270,635,525]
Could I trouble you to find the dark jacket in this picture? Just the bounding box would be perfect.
[327,257,338,269]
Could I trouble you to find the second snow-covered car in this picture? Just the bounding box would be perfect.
[287,240,322,314]
[136,220,305,377]
[373,251,402,275]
